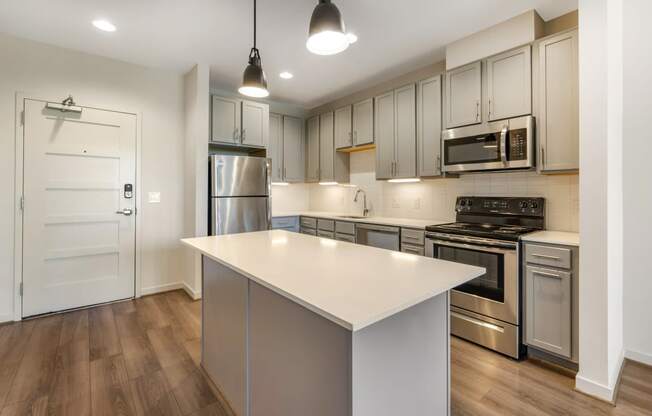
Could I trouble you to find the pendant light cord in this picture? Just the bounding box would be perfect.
[253,0,257,49]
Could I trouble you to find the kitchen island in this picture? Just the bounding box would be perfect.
[182,230,484,416]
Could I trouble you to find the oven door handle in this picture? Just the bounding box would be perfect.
[499,125,508,164]
[426,238,514,254]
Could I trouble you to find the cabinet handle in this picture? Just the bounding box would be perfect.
[531,253,560,261]
[354,130,357,145]
[488,99,492,119]
[234,128,240,142]
[348,131,353,145]
[476,101,480,122]
[532,270,563,279]
[241,128,246,142]
[283,167,287,178]
[436,155,441,173]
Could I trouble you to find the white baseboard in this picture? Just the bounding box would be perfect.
[575,349,625,403]
[141,282,184,296]
[0,313,14,324]
[626,349,652,366]
[183,282,202,300]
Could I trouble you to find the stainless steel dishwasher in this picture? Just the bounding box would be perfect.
[355,223,400,251]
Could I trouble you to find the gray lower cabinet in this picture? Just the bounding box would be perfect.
[401,228,425,256]
[271,216,299,233]
[335,221,355,243]
[523,241,579,363]
[300,216,317,235]
[306,116,320,182]
[534,29,579,172]
[211,95,269,147]
[417,75,443,177]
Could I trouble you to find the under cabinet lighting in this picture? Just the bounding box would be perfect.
[272,182,290,186]
[387,178,421,183]
[92,19,116,32]
[319,181,338,186]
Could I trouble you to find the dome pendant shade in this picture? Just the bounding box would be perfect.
[307,0,349,55]
[239,48,269,98]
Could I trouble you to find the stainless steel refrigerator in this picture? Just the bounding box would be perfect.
[209,155,271,235]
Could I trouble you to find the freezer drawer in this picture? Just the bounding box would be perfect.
[211,197,270,235]
[211,155,270,197]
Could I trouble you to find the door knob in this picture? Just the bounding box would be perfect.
[116,208,133,216]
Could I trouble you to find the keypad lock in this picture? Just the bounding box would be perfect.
[124,183,133,199]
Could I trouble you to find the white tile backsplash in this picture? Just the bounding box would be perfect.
[274,150,579,232]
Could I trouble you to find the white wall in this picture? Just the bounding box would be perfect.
[623,0,652,366]
[575,0,624,402]
[183,64,210,299]
[305,150,579,231]
[0,33,187,321]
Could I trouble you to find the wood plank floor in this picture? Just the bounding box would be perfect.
[0,290,650,415]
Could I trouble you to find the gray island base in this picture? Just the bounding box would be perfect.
[182,230,484,416]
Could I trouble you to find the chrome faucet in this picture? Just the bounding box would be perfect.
[354,189,369,217]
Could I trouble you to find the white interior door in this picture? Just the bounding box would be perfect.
[22,98,137,317]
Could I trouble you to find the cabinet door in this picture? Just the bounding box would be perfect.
[282,116,304,182]
[394,84,417,178]
[486,45,532,121]
[305,116,320,182]
[211,96,241,143]
[319,112,335,181]
[445,61,482,128]
[334,105,353,149]
[417,76,443,177]
[525,266,572,359]
[374,91,395,179]
[352,98,374,145]
[268,113,283,182]
[536,30,579,172]
[241,100,269,147]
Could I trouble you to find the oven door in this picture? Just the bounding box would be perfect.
[426,237,518,325]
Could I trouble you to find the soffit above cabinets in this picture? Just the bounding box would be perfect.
[0,0,577,107]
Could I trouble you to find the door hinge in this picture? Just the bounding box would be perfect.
[19,282,23,297]
[19,196,24,212]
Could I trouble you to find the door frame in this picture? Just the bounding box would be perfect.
[12,92,144,321]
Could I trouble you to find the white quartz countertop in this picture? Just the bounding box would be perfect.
[521,231,580,246]
[182,230,484,331]
[272,211,450,229]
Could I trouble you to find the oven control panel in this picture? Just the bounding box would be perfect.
[456,197,544,217]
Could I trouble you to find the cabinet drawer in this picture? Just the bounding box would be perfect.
[525,244,572,269]
[335,221,355,235]
[317,230,335,239]
[300,217,317,229]
[401,244,424,256]
[317,219,335,232]
[335,233,356,243]
[272,216,298,229]
[401,228,425,246]
[301,228,317,236]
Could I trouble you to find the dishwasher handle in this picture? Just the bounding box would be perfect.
[355,223,399,233]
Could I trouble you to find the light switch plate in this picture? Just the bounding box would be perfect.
[148,192,161,203]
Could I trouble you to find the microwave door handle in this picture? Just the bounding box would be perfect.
[500,126,508,164]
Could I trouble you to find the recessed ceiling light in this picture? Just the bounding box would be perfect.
[92,19,116,32]
[279,72,294,80]
[346,33,358,44]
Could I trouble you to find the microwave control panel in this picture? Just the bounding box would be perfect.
[509,128,528,160]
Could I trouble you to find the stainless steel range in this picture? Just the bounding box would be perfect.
[425,196,545,358]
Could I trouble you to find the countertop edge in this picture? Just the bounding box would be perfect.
[272,211,449,230]
[520,231,580,247]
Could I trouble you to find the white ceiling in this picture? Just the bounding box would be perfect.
[0,0,577,108]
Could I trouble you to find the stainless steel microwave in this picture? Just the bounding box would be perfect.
[441,116,535,173]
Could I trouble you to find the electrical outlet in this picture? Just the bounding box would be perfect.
[148,192,161,203]
[392,197,400,208]
[413,198,421,209]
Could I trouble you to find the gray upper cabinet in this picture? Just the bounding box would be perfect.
[352,98,374,146]
[211,96,241,143]
[394,84,417,179]
[334,105,353,149]
[319,112,335,181]
[211,95,269,147]
[374,91,395,180]
[534,29,579,172]
[282,116,304,182]
[305,116,320,182]
[241,100,269,147]
[417,75,443,177]
[445,61,482,128]
[268,113,283,182]
[525,265,572,359]
[485,45,532,121]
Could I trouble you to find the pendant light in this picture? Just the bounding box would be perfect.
[307,0,349,55]
[239,0,269,98]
